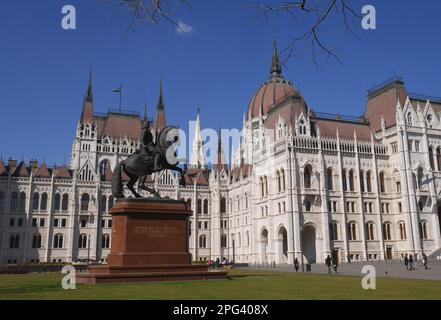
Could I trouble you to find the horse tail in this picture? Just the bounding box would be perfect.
[112,161,125,199]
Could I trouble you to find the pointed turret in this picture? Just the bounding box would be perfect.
[190,108,206,169]
[81,67,94,123]
[86,66,93,102]
[270,35,282,78]
[155,80,166,132]
[214,128,228,174]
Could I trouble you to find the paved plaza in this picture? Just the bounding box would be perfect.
[242,260,441,281]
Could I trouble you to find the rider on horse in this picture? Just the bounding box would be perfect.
[136,120,161,172]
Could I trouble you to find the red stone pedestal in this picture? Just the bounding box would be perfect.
[77,198,227,284]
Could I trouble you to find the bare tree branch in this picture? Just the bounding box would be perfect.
[104,0,362,65]
[253,0,362,66]
[104,0,191,34]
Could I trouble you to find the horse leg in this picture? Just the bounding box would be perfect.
[138,184,160,197]
[127,176,142,198]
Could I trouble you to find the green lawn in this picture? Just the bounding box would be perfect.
[0,269,440,300]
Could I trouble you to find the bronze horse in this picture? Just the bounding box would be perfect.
[111,125,186,199]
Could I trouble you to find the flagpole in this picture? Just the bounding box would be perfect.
[119,84,122,112]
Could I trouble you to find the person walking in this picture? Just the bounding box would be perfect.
[409,254,414,271]
[414,253,418,270]
[332,256,339,274]
[294,258,299,272]
[404,254,409,271]
[325,255,332,274]
[422,253,428,270]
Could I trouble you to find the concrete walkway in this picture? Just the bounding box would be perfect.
[241,260,441,281]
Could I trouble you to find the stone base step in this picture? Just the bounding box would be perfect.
[77,269,228,284]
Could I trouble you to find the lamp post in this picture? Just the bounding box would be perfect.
[232,239,235,264]
[87,234,91,265]
[300,227,305,273]
[288,144,296,269]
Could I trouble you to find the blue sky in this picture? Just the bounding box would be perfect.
[1,0,441,166]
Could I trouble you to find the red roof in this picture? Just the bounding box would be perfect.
[364,80,407,132]
[248,78,300,119]
[313,118,373,141]
[184,168,209,186]
[34,163,51,178]
[13,161,29,177]
[155,109,166,132]
[81,101,94,123]
[264,98,308,130]
[54,165,72,179]
[100,113,143,140]
[0,160,6,176]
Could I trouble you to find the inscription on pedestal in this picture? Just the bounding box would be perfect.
[132,226,185,238]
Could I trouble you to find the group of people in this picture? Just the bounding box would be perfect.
[325,255,339,274]
[209,257,233,269]
[404,253,429,270]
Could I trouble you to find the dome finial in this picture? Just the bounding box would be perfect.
[270,34,282,78]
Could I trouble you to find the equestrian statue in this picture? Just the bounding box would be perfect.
[111,120,186,199]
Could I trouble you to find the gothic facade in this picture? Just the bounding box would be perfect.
[1,42,441,265]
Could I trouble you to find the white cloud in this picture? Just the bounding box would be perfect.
[175,21,194,35]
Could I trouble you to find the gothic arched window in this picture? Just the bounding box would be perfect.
[40,193,48,211]
[429,146,435,170]
[220,197,226,214]
[62,194,69,211]
[366,171,372,192]
[54,193,61,211]
[199,235,207,248]
[33,192,39,211]
[383,222,392,240]
[10,192,18,210]
[99,160,110,181]
[81,194,90,211]
[326,168,333,190]
[304,165,312,189]
[102,234,111,248]
[379,172,386,193]
[407,112,412,125]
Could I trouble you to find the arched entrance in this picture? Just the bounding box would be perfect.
[260,229,268,263]
[277,227,288,264]
[302,225,317,264]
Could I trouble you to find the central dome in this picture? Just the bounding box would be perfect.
[247,39,300,119]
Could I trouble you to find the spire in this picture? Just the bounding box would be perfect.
[86,66,93,102]
[144,99,148,122]
[270,35,282,78]
[155,80,166,132]
[81,67,94,123]
[157,79,164,110]
[215,128,227,173]
[190,109,206,169]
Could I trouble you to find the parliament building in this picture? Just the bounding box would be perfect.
[1,41,441,265]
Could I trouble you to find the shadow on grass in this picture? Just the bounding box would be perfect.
[0,284,62,295]
[228,274,280,279]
